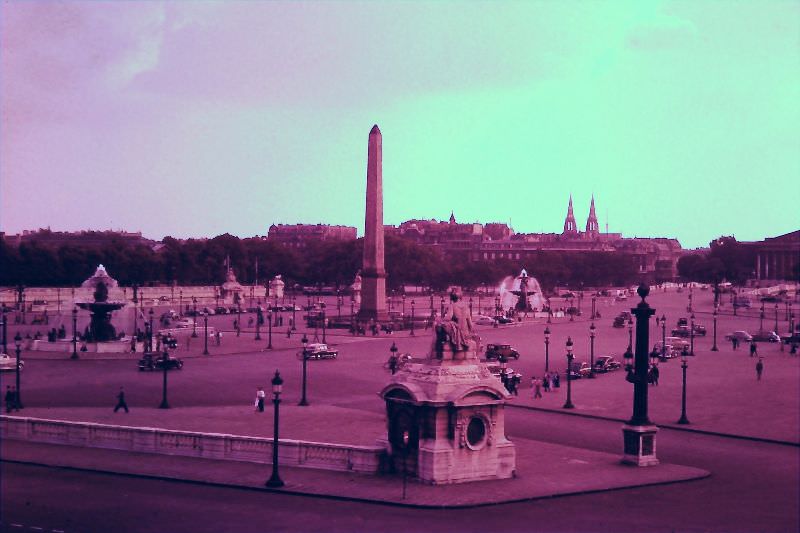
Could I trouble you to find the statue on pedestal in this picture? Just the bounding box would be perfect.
[434,287,479,360]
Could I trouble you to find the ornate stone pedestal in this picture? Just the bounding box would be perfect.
[621,424,659,466]
[380,342,516,484]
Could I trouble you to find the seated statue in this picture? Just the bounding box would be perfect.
[434,288,479,359]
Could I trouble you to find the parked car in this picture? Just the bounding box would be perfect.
[677,317,688,328]
[474,315,496,326]
[613,316,626,328]
[494,316,514,325]
[725,330,753,343]
[0,353,22,372]
[138,353,183,371]
[215,306,229,314]
[693,324,707,336]
[485,343,520,360]
[486,362,519,380]
[593,356,622,373]
[567,361,591,379]
[298,343,338,360]
[671,326,691,338]
[752,331,780,343]
[202,307,216,315]
[781,333,800,345]
[158,296,170,302]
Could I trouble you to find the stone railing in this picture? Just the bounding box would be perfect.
[1,416,385,474]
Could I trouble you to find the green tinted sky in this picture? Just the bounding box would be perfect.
[2,0,798,249]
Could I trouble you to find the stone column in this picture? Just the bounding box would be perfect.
[756,253,761,280]
[357,125,389,322]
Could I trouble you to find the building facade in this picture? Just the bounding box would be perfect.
[267,224,357,249]
[745,231,800,282]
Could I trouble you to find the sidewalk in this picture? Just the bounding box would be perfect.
[1,410,708,508]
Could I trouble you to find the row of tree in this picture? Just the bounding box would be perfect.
[677,236,761,284]
[1,234,641,292]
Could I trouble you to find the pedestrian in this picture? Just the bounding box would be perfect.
[749,341,757,358]
[731,337,737,350]
[532,377,542,399]
[543,373,551,392]
[651,364,659,386]
[216,331,222,346]
[287,327,292,338]
[791,342,798,355]
[553,372,560,388]
[4,386,14,413]
[114,387,129,413]
[255,386,266,412]
[755,359,764,381]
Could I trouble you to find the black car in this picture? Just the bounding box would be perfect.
[677,317,688,327]
[493,316,514,325]
[138,353,184,371]
[671,326,691,338]
[485,343,520,360]
[613,316,626,328]
[593,356,622,373]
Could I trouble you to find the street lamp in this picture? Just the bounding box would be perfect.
[267,308,273,349]
[321,303,327,344]
[237,303,242,337]
[627,318,634,351]
[678,347,690,424]
[711,307,719,351]
[440,297,445,318]
[14,332,23,409]
[389,341,398,374]
[660,314,667,358]
[544,327,551,373]
[589,323,597,378]
[760,302,765,332]
[179,290,183,318]
[255,307,262,341]
[71,307,79,359]
[192,297,198,338]
[159,345,171,409]
[774,303,779,333]
[265,369,285,488]
[299,334,309,406]
[410,300,416,337]
[468,296,473,316]
[689,313,695,356]
[563,337,575,409]
[402,294,407,317]
[292,296,297,331]
[203,312,209,355]
[591,295,597,319]
[148,308,155,353]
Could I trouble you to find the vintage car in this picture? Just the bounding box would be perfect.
[725,330,753,343]
[613,316,626,328]
[0,353,23,372]
[298,343,338,360]
[593,356,622,373]
[474,315,496,326]
[567,361,592,379]
[752,331,780,343]
[485,343,521,360]
[138,353,184,371]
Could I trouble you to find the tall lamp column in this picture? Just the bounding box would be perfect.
[203,312,209,355]
[265,370,285,488]
[678,347,690,424]
[589,323,597,378]
[71,307,79,360]
[544,326,551,373]
[299,334,309,406]
[159,346,170,409]
[14,333,23,409]
[711,307,719,351]
[563,337,574,409]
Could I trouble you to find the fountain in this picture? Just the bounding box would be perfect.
[76,265,126,342]
[497,269,544,312]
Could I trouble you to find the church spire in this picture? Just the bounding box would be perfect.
[563,194,578,236]
[449,211,456,224]
[585,194,599,238]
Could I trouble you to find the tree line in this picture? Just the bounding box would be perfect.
[1,233,640,292]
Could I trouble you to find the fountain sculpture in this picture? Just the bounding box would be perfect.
[76,265,125,342]
[498,269,544,312]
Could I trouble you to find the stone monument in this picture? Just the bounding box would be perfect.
[380,287,516,484]
[220,262,243,304]
[356,125,389,323]
[350,271,362,306]
[269,275,285,300]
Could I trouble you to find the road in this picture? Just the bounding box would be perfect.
[2,410,797,533]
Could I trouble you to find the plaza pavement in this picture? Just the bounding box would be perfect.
[2,288,796,507]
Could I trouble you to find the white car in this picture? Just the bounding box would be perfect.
[474,315,496,326]
[174,318,195,329]
[0,353,23,372]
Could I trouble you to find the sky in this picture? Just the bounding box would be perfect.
[1,0,798,250]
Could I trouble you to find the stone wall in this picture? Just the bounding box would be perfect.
[1,416,385,474]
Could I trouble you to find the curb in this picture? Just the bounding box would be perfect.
[0,456,710,510]
[508,404,800,447]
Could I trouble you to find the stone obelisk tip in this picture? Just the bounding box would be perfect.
[370,124,381,135]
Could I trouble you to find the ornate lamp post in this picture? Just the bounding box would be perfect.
[71,307,79,360]
[389,341,399,375]
[179,290,183,318]
[299,334,309,406]
[627,317,634,351]
[591,295,597,319]
[292,296,297,331]
[159,345,171,409]
[402,294,406,317]
[203,312,209,355]
[689,313,696,356]
[255,307,262,341]
[468,296,473,316]
[410,300,416,337]
[265,308,273,349]
[429,293,434,314]
[14,332,23,409]
[678,347,690,424]
[237,303,242,337]
[622,284,658,467]
[759,302,765,332]
[711,307,719,351]
[563,337,575,409]
[774,303,779,333]
[265,370,285,488]
[321,303,327,344]
[478,292,482,315]
[148,308,155,353]
[192,297,198,338]
[350,300,355,327]
[544,326,551,373]
[589,323,597,378]
[440,296,445,318]
[660,313,667,358]
[688,287,693,313]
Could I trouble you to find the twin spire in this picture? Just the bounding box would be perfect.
[564,194,599,239]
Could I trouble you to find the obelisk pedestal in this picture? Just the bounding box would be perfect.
[357,125,389,323]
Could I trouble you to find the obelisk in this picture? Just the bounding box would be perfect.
[357,125,389,323]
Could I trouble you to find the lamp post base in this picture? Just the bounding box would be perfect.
[621,424,659,466]
[265,472,284,488]
[677,415,690,425]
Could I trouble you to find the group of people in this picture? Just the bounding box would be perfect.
[529,372,561,399]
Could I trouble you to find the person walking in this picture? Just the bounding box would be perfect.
[552,372,560,389]
[755,359,764,381]
[532,377,542,399]
[114,387,129,413]
[5,386,14,413]
[542,373,551,393]
[255,386,266,412]
[749,341,758,358]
